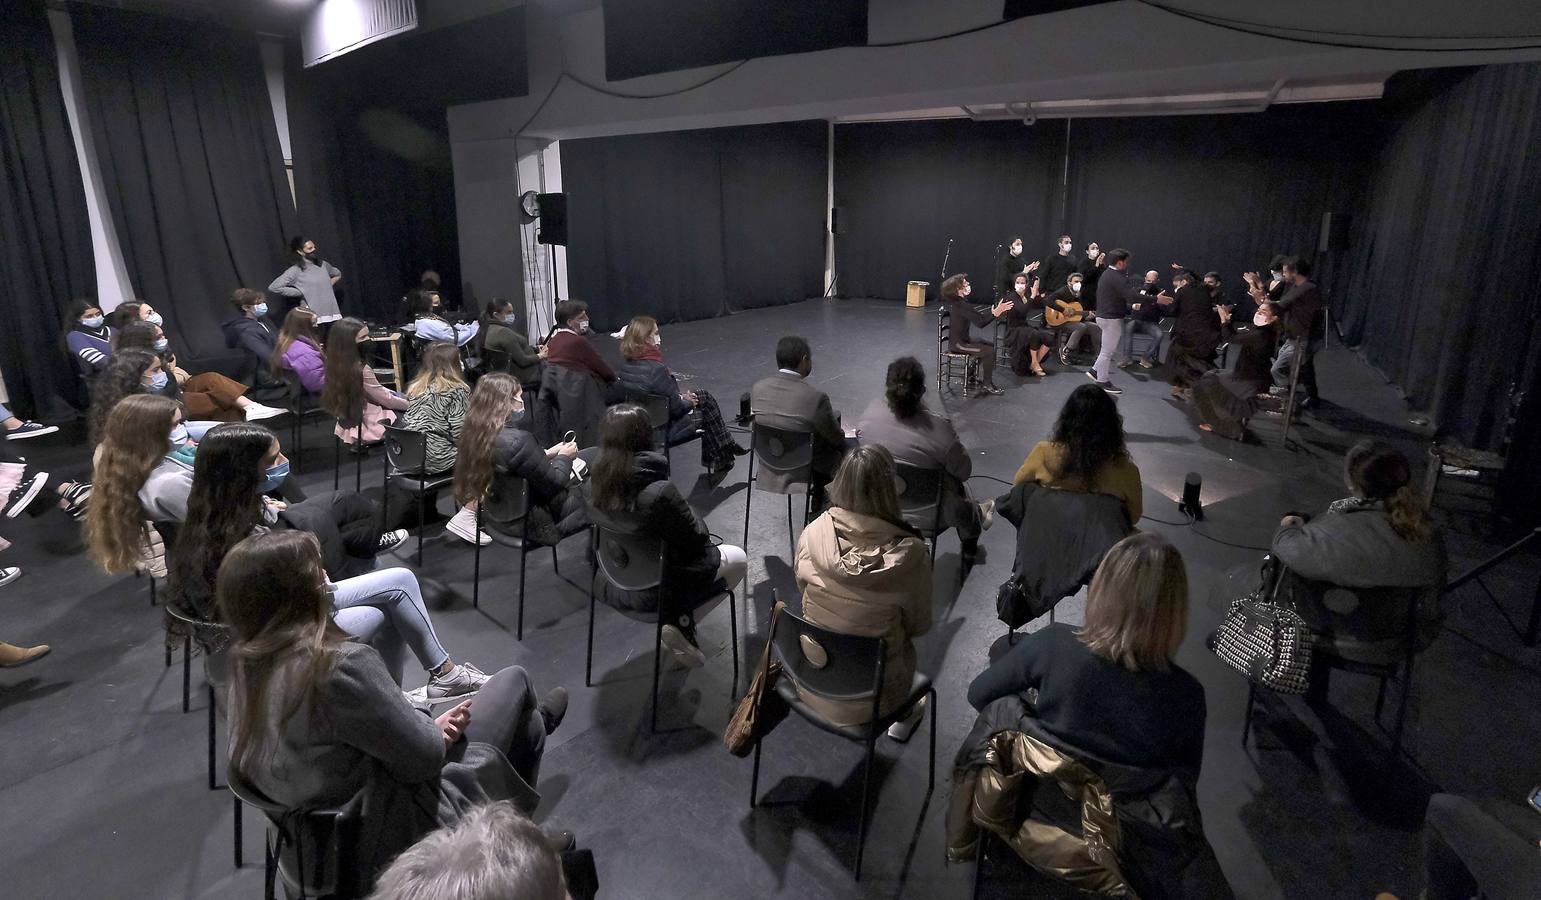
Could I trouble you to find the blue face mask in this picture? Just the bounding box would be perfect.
[81,315,105,329]
[153,337,169,351]
[167,423,189,447]
[252,302,269,317]
[146,370,169,392]
[146,312,164,326]
[258,460,289,494]
[501,314,518,325]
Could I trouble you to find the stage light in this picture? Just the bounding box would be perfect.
[1179,472,1204,521]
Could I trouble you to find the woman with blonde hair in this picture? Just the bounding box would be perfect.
[968,532,1206,769]
[86,394,183,573]
[617,314,745,474]
[795,444,934,738]
[401,342,471,476]
[449,373,579,547]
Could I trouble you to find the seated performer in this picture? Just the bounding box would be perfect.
[940,274,1012,396]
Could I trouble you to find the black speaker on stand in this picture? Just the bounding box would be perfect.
[536,192,568,303]
[1318,211,1351,345]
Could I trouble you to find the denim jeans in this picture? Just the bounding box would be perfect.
[1118,320,1163,362]
[330,567,450,684]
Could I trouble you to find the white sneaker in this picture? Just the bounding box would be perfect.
[977,498,995,532]
[886,695,928,742]
[445,507,491,546]
[428,661,491,700]
[244,403,287,421]
[660,624,707,668]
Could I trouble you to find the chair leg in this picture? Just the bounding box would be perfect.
[749,733,763,808]
[551,543,560,576]
[742,455,754,549]
[928,688,937,791]
[418,492,429,567]
[1373,673,1389,728]
[333,435,340,490]
[207,683,217,790]
[149,574,156,608]
[786,493,794,549]
[164,640,171,669]
[472,506,482,609]
[516,540,528,641]
[1241,681,1257,746]
[651,616,664,732]
[728,591,739,690]
[585,592,596,687]
[181,636,191,713]
[855,735,877,880]
[263,831,276,900]
[233,794,242,869]
[380,459,389,528]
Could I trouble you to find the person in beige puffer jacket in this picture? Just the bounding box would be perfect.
[794,444,933,732]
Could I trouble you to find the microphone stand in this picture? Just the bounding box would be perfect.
[940,238,953,282]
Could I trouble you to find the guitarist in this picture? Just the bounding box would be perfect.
[1044,272,1102,367]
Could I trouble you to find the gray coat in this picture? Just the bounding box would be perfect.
[749,371,845,490]
[233,643,536,891]
[857,398,976,532]
[140,457,195,522]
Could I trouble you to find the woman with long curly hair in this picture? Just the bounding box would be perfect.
[169,424,485,696]
[88,350,165,444]
[218,530,564,885]
[1012,383,1142,524]
[85,394,182,573]
[450,374,580,547]
[322,317,406,446]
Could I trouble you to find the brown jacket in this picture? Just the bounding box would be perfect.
[793,507,932,726]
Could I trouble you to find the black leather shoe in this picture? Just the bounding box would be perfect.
[538,687,569,735]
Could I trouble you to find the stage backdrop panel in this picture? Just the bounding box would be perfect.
[834,119,1064,302]
[562,120,827,331]
[834,107,1374,305]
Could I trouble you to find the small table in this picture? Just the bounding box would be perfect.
[364,332,405,389]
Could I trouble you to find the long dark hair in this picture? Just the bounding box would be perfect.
[320,317,368,422]
[108,300,145,330]
[168,423,275,620]
[1049,384,1129,484]
[1344,440,1430,542]
[89,349,157,444]
[589,404,654,512]
[219,530,350,782]
[884,356,926,419]
[477,297,517,353]
[60,297,105,353]
[454,373,521,505]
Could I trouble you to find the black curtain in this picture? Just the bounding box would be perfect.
[834,119,1064,302]
[71,4,296,366]
[834,107,1375,304]
[0,2,95,419]
[285,8,527,323]
[562,120,827,331]
[1336,65,1541,451]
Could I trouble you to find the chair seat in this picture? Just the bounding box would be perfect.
[774,671,932,742]
[388,472,454,494]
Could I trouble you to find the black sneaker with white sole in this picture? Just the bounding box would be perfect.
[376,529,409,554]
[1095,381,1123,395]
[6,471,48,519]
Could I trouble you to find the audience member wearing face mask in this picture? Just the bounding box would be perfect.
[478,298,542,387]
[115,320,285,423]
[62,298,113,377]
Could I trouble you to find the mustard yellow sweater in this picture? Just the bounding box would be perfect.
[1012,440,1143,524]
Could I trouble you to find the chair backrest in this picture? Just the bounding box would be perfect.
[771,606,886,708]
[481,346,512,375]
[626,391,673,434]
[483,471,530,526]
[751,422,814,487]
[383,425,430,475]
[892,461,944,535]
[592,518,667,594]
[227,768,355,898]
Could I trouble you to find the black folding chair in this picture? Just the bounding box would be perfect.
[380,426,454,565]
[162,605,243,866]
[893,461,945,556]
[471,473,584,640]
[626,390,699,474]
[742,422,816,552]
[279,369,329,473]
[586,520,739,732]
[749,606,936,881]
[228,770,359,900]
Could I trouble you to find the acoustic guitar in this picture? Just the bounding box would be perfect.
[1044,299,1088,327]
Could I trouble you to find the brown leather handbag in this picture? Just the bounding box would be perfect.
[723,598,787,757]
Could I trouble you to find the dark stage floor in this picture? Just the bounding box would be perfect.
[2,298,1538,899]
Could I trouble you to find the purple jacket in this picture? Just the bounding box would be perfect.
[282,339,326,393]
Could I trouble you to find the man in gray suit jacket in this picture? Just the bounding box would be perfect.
[749,336,848,495]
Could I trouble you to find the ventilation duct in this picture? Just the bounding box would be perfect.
[302,0,419,68]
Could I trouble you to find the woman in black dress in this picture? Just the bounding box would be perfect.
[1000,270,1053,377]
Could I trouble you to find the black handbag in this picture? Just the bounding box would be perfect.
[996,574,1055,630]
[1206,558,1316,694]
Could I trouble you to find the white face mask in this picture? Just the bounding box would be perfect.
[1270,270,1283,282]
[1060,243,1072,254]
[961,284,971,297]
[1070,283,1082,294]
[145,312,164,326]
[652,333,662,347]
[1010,244,1022,257]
